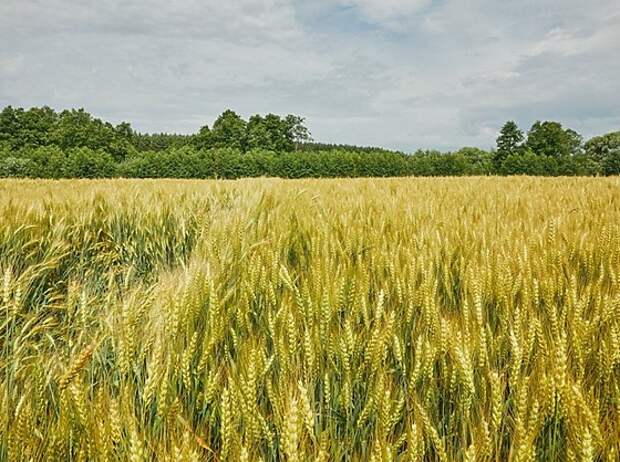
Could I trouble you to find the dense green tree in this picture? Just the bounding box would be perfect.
[246,115,276,151]
[0,106,58,148]
[601,150,620,176]
[455,147,494,175]
[284,115,312,150]
[499,149,551,175]
[114,122,134,140]
[132,132,193,152]
[22,145,67,178]
[246,114,290,152]
[50,109,112,150]
[495,121,524,165]
[526,121,582,157]
[0,156,32,177]
[208,110,247,150]
[0,106,135,160]
[0,106,19,146]
[63,147,117,178]
[245,114,311,152]
[53,109,135,161]
[585,131,620,175]
[555,154,601,176]
[193,125,212,150]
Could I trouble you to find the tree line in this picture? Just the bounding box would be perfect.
[494,120,619,176]
[0,106,618,178]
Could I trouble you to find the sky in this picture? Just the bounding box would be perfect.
[1,0,619,151]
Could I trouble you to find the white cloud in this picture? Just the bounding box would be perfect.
[0,0,300,43]
[529,19,620,57]
[338,0,433,23]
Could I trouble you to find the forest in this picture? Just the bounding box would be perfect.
[0,106,618,178]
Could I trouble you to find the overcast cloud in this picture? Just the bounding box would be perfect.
[1,0,619,151]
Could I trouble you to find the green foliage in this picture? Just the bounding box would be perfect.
[585,131,620,175]
[9,142,605,179]
[0,106,134,162]
[0,156,32,177]
[63,147,117,178]
[0,105,312,164]
[526,121,582,157]
[298,142,398,154]
[456,147,495,175]
[0,105,57,148]
[499,149,553,175]
[193,124,212,151]
[132,132,194,152]
[1,105,618,178]
[206,110,248,151]
[555,154,601,176]
[246,114,295,152]
[601,150,620,176]
[285,114,312,149]
[495,121,524,165]
[0,145,117,178]
[19,145,66,178]
[195,112,311,153]
[498,149,601,176]
[404,149,494,176]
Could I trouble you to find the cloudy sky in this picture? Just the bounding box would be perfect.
[1,0,619,151]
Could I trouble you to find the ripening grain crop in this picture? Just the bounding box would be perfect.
[1,177,619,461]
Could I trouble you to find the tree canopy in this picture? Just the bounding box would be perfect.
[585,131,620,175]
[0,106,618,178]
[495,121,524,165]
[526,121,582,157]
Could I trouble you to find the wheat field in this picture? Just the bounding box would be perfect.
[1,177,619,461]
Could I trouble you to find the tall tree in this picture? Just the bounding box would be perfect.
[50,109,114,150]
[246,115,272,151]
[246,114,311,152]
[209,110,247,151]
[193,124,212,150]
[285,115,311,150]
[495,121,524,165]
[526,121,582,157]
[585,131,620,175]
